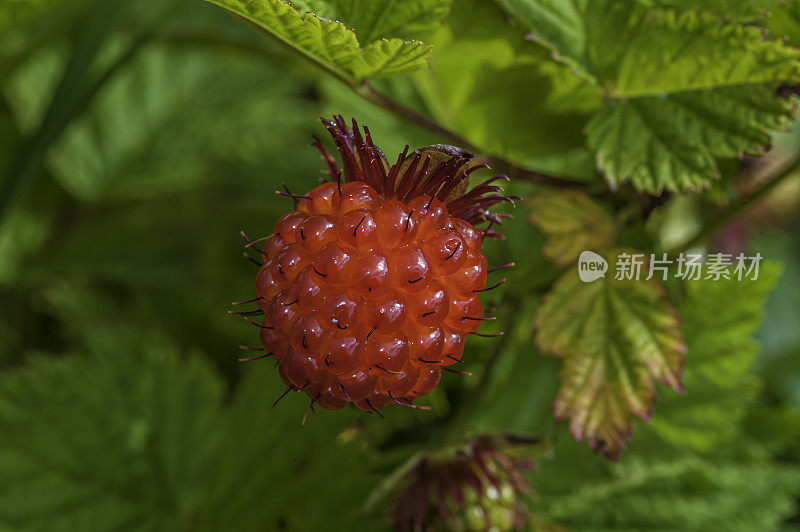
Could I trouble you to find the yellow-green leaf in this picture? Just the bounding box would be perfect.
[528,191,614,267]
[534,251,685,459]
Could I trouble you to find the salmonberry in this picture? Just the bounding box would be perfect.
[384,434,538,531]
[240,116,515,414]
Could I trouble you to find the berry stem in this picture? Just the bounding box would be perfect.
[352,83,589,190]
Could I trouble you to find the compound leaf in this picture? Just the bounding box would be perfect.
[613,9,800,97]
[197,365,382,531]
[537,449,800,530]
[0,341,383,531]
[502,0,800,95]
[531,264,796,528]
[47,44,316,201]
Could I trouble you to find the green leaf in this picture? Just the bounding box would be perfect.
[613,9,800,97]
[2,46,66,136]
[496,0,623,84]
[586,85,796,193]
[534,252,685,459]
[289,0,451,41]
[414,0,602,180]
[197,365,384,531]
[528,191,614,267]
[500,0,800,192]
[47,44,316,201]
[501,0,800,95]
[0,339,385,531]
[537,448,800,530]
[532,263,798,528]
[0,341,225,530]
[640,264,782,452]
[205,0,433,82]
[767,0,800,46]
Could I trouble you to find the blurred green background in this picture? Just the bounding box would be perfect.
[1,0,800,530]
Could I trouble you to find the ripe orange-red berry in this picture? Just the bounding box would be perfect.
[246,116,514,413]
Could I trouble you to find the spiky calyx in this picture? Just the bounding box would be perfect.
[386,435,537,532]
[242,116,515,414]
[316,116,514,232]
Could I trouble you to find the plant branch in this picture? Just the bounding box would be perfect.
[670,156,800,253]
[352,83,478,151]
[353,83,589,189]
[217,9,591,190]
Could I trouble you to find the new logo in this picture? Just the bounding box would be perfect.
[578,251,607,282]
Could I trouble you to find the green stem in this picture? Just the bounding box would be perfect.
[0,0,189,228]
[0,2,120,225]
[670,156,800,253]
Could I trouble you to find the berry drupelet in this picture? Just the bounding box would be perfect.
[240,116,515,414]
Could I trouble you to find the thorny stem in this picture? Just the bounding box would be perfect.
[669,155,800,253]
